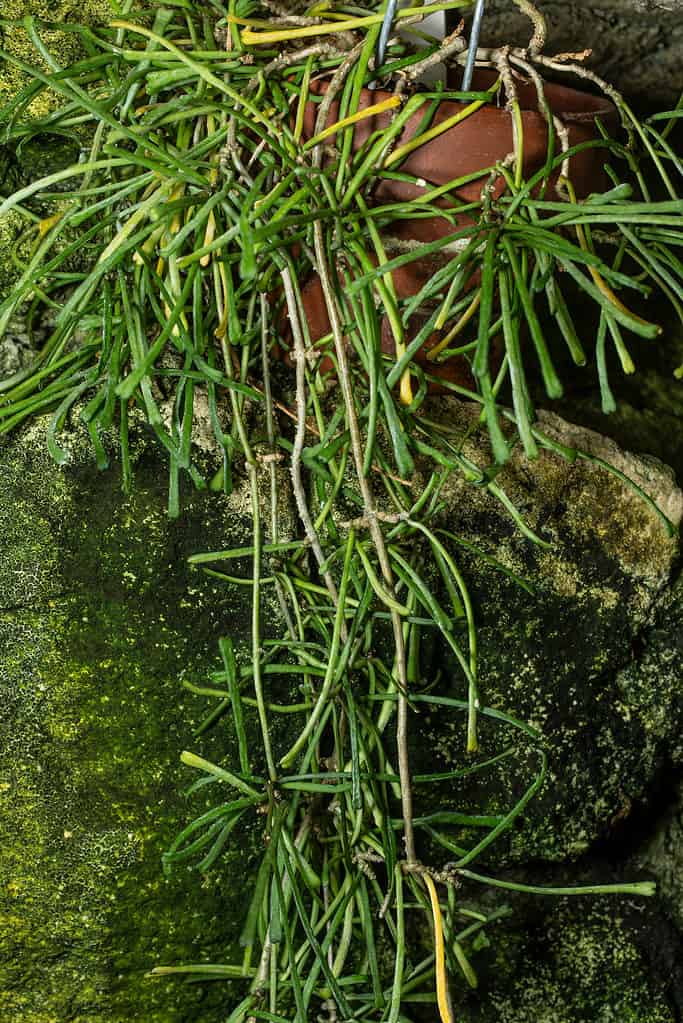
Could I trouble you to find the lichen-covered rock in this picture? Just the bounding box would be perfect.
[1,394,682,1020]
[0,210,35,355]
[0,413,290,1023]
[451,888,680,1022]
[0,7,113,316]
[0,136,86,354]
[0,212,25,301]
[0,2,116,120]
[404,401,683,864]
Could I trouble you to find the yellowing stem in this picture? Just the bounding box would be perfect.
[304,96,401,150]
[215,261,230,340]
[237,3,467,45]
[427,290,482,361]
[38,212,63,237]
[201,115,220,268]
[399,369,414,405]
[424,874,454,1023]
[386,97,489,169]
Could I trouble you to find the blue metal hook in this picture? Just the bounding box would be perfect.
[462,0,487,91]
[376,0,399,74]
[375,1,486,90]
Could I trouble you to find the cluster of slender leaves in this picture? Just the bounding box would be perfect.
[0,5,681,477]
[0,2,678,1021]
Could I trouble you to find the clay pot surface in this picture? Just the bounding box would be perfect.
[283,69,618,389]
[303,68,618,209]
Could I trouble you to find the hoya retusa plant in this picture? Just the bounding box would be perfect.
[0,1,681,1020]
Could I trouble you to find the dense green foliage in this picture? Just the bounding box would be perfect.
[0,1,681,1020]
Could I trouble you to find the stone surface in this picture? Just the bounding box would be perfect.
[480,0,683,104]
[0,413,291,1023]
[451,888,681,1022]
[0,2,116,120]
[554,311,683,485]
[383,400,683,865]
[637,779,683,933]
[1,3,682,1017]
[1,394,682,1020]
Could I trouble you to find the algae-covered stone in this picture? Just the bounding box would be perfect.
[0,6,118,317]
[0,2,117,121]
[0,209,35,349]
[450,890,679,1022]
[0,212,26,300]
[0,413,289,1023]
[1,392,682,1021]
[404,401,683,864]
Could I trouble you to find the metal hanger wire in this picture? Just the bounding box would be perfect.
[375,0,487,90]
[376,0,399,73]
[462,0,487,91]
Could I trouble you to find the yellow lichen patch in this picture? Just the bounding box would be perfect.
[0,1,116,120]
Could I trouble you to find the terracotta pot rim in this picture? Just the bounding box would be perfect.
[309,66,617,127]
[288,67,619,391]
[305,69,619,198]
[455,67,617,124]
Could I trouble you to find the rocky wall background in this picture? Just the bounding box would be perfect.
[480,0,683,104]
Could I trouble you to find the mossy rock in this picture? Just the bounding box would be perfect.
[0,136,90,359]
[0,413,293,1023]
[450,884,681,1022]
[1,397,682,1020]
[398,403,683,864]
[0,2,118,122]
[0,1,118,314]
[0,210,28,317]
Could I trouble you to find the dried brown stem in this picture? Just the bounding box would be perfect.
[312,39,367,148]
[281,265,342,613]
[494,46,516,110]
[510,0,548,55]
[224,42,347,181]
[260,294,297,641]
[454,42,625,121]
[531,52,623,108]
[402,20,467,83]
[509,53,571,189]
[311,222,416,866]
[306,39,417,865]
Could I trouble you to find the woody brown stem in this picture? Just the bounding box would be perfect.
[311,220,417,867]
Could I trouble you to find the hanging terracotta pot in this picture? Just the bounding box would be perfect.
[280,69,619,391]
